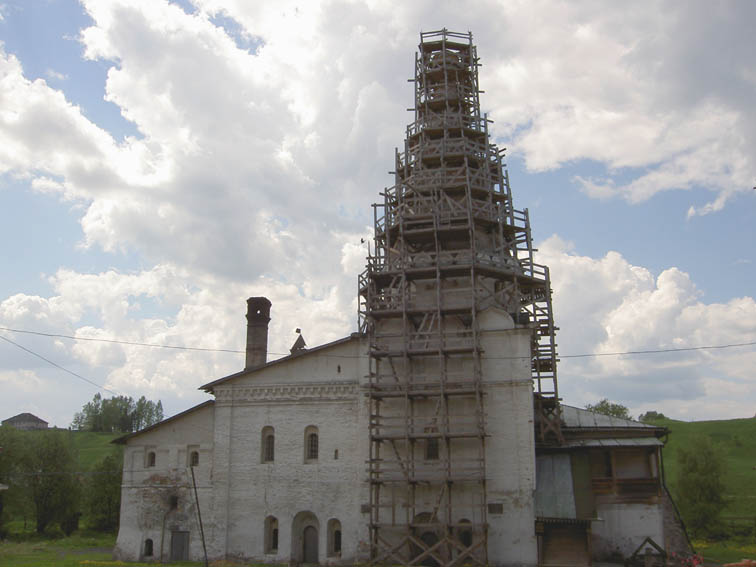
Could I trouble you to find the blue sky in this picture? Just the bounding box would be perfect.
[1,0,755,427]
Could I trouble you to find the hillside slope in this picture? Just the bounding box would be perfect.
[653,417,756,519]
[70,431,122,470]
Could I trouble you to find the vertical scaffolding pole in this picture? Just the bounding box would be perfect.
[359,28,561,567]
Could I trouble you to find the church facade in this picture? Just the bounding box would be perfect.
[113,30,688,566]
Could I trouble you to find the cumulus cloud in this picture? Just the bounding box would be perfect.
[539,236,756,420]
[1,0,754,425]
[481,1,756,213]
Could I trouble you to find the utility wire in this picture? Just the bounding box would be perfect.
[0,327,244,354]
[1,326,755,361]
[559,341,756,359]
[0,334,121,396]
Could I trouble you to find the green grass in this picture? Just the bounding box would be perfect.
[69,431,122,470]
[0,534,278,566]
[651,417,756,519]
[0,533,114,567]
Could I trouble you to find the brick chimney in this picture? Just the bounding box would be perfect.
[245,297,271,369]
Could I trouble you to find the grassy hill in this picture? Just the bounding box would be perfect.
[650,416,756,520]
[70,431,122,470]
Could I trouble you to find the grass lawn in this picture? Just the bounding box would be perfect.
[0,533,115,567]
[0,533,274,567]
[0,534,204,567]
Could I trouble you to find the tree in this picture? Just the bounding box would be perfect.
[21,430,80,534]
[585,398,631,419]
[676,435,726,537]
[638,410,666,422]
[0,426,24,538]
[72,394,164,432]
[85,452,123,532]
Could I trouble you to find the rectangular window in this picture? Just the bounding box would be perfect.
[426,438,439,460]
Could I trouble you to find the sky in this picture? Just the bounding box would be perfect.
[1,0,755,428]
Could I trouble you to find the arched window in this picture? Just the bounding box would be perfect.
[304,425,319,462]
[144,538,154,557]
[327,518,342,556]
[190,451,199,467]
[261,426,275,463]
[146,451,156,468]
[264,516,279,554]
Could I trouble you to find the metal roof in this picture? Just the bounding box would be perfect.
[559,437,663,448]
[561,405,657,429]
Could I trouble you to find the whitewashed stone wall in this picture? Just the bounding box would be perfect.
[480,310,539,567]
[114,402,215,562]
[209,337,370,564]
[592,502,665,560]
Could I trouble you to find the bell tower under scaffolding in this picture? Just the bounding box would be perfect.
[358,29,562,567]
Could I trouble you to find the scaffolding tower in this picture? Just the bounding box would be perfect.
[358,29,561,567]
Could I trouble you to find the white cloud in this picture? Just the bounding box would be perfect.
[539,236,756,419]
[1,0,754,425]
[0,369,45,393]
[45,69,68,81]
[482,1,756,211]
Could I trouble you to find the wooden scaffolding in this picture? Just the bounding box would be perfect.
[358,29,561,567]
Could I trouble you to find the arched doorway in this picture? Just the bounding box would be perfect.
[411,512,441,567]
[291,511,320,564]
[303,525,318,563]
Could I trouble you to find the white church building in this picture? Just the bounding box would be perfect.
[113,30,689,567]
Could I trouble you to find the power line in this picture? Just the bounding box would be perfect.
[559,341,756,359]
[0,334,121,396]
[1,326,755,361]
[0,327,245,354]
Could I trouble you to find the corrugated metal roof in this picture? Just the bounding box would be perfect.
[561,405,656,429]
[559,437,663,448]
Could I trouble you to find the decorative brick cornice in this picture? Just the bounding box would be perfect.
[214,381,359,404]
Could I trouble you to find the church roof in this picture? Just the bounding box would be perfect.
[199,332,362,393]
[111,400,214,444]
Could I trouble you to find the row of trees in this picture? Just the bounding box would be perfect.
[72,393,163,433]
[584,398,667,423]
[0,427,122,537]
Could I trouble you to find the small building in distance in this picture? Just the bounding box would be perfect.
[2,412,48,431]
